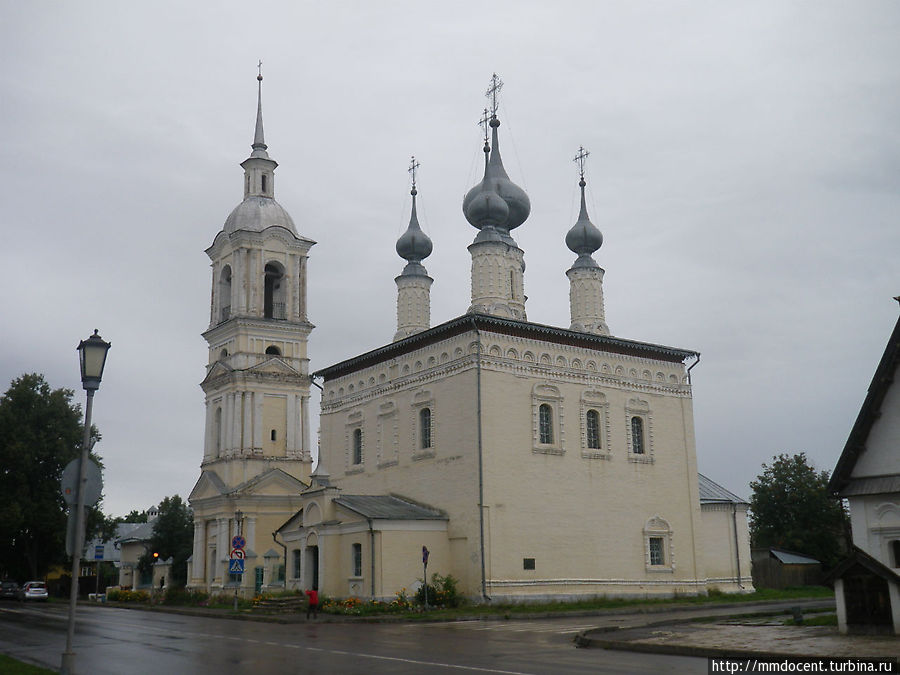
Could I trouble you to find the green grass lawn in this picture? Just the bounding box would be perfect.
[320,585,834,620]
[0,654,55,674]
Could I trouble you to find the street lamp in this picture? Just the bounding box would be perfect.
[61,330,111,675]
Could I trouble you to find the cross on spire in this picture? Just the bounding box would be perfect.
[478,108,491,142]
[408,155,420,190]
[485,73,503,117]
[573,146,590,180]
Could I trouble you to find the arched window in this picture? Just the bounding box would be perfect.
[261,174,268,193]
[219,266,232,323]
[419,408,432,449]
[352,428,363,465]
[265,345,281,356]
[586,409,601,449]
[539,404,553,444]
[214,407,223,455]
[631,416,645,454]
[352,543,362,577]
[264,263,286,319]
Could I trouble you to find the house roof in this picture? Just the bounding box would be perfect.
[115,520,155,545]
[314,312,699,381]
[698,473,748,505]
[333,495,448,521]
[823,546,900,587]
[770,549,821,565]
[829,309,900,496]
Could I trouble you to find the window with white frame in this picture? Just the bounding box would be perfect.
[352,428,363,465]
[420,407,432,449]
[586,410,601,449]
[412,390,436,460]
[625,397,653,463]
[644,516,674,572]
[352,543,362,577]
[580,390,610,460]
[538,404,554,444]
[631,416,645,454]
[533,384,564,455]
[345,412,365,472]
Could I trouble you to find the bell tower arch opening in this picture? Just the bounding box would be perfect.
[264,262,286,319]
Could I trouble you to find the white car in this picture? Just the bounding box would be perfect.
[18,581,48,601]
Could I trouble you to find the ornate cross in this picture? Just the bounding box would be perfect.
[485,73,503,116]
[478,108,491,142]
[257,60,263,78]
[408,155,420,189]
[573,145,590,179]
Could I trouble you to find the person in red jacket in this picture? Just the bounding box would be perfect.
[305,588,318,619]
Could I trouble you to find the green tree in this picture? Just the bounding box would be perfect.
[749,452,848,568]
[0,374,102,581]
[138,496,193,587]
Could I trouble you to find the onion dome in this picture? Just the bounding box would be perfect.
[463,116,530,232]
[565,175,603,268]
[396,185,433,275]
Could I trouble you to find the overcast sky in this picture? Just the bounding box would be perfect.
[1,2,897,517]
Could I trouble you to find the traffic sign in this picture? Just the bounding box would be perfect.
[230,548,245,560]
[94,544,104,561]
[229,559,245,574]
[61,458,103,507]
[231,535,246,550]
[422,546,430,564]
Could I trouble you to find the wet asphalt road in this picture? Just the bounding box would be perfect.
[0,601,708,674]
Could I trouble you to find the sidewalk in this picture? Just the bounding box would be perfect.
[574,606,899,661]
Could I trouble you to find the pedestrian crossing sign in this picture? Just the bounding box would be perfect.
[229,559,245,574]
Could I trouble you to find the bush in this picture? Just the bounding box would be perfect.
[106,588,150,603]
[415,573,462,608]
[161,587,209,606]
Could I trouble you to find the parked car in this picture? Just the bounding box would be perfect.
[0,581,18,600]
[18,581,48,601]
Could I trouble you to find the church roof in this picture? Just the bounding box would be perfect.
[223,196,297,235]
[315,312,698,381]
[829,308,900,496]
[334,495,447,521]
[698,473,747,505]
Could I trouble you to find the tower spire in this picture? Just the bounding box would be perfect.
[251,62,269,159]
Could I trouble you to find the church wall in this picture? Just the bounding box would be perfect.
[850,365,900,478]
[319,326,712,599]
[699,503,753,592]
[320,333,484,594]
[474,331,707,598]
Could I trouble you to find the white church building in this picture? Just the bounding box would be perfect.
[188,75,752,601]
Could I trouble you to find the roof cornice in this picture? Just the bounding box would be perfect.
[314,312,699,381]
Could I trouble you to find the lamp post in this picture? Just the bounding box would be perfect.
[61,330,110,675]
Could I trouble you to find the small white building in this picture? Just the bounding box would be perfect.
[828,303,900,634]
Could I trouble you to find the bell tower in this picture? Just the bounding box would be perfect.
[199,72,315,487]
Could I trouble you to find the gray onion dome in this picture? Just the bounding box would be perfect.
[396,187,433,266]
[463,117,530,232]
[565,178,603,265]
